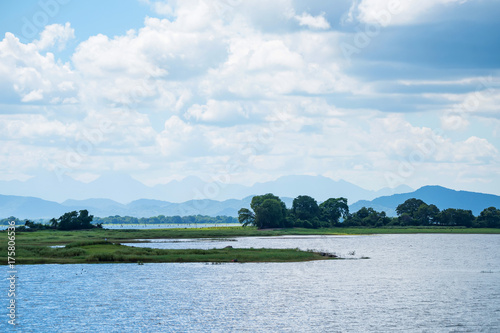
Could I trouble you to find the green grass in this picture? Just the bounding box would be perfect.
[0,228,340,265]
[3,226,499,247]
[1,240,333,265]
[1,226,498,265]
[6,225,499,246]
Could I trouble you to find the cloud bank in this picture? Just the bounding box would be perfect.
[0,0,499,196]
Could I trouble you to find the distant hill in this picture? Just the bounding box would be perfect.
[350,185,500,217]
[2,186,499,220]
[0,194,69,219]
[0,195,256,219]
[0,173,412,204]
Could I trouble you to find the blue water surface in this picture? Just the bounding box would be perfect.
[2,234,499,332]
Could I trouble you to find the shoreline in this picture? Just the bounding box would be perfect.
[1,227,498,265]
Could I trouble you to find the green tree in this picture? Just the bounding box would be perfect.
[57,210,94,230]
[254,199,285,228]
[251,194,287,218]
[319,197,349,226]
[50,218,58,228]
[415,204,440,225]
[476,207,500,228]
[238,208,255,227]
[292,195,319,221]
[396,198,426,218]
[436,208,474,227]
[344,207,390,227]
[240,194,287,229]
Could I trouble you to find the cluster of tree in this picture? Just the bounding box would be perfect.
[238,193,348,229]
[342,207,392,227]
[0,217,47,225]
[238,194,500,229]
[93,215,237,225]
[393,199,500,228]
[0,217,23,225]
[15,210,101,231]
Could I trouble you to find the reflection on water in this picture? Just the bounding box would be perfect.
[2,234,499,332]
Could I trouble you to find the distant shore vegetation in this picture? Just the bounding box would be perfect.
[94,215,237,225]
[1,214,237,228]
[238,194,500,229]
[7,209,102,231]
[2,195,500,231]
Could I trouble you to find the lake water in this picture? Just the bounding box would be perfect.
[3,234,499,332]
[103,223,241,230]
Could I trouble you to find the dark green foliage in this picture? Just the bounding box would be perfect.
[254,198,285,228]
[319,197,349,226]
[240,194,287,229]
[237,208,255,227]
[436,208,475,227]
[0,216,22,225]
[93,214,237,225]
[396,198,427,218]
[251,194,287,218]
[344,207,391,227]
[292,195,320,220]
[476,207,500,228]
[239,194,352,229]
[57,210,95,230]
[396,199,440,226]
[22,220,55,231]
[415,204,440,225]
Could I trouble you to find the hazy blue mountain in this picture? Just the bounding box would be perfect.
[0,173,412,203]
[241,176,413,203]
[0,194,69,219]
[350,185,500,217]
[0,195,252,219]
[0,171,86,202]
[2,185,499,220]
[62,198,126,209]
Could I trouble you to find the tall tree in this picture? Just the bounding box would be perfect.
[436,208,474,227]
[344,207,390,227]
[238,208,255,227]
[57,210,94,230]
[292,195,320,220]
[251,194,287,218]
[396,198,427,218]
[254,199,285,228]
[319,197,349,226]
[476,207,500,228]
[415,204,440,225]
[241,194,287,229]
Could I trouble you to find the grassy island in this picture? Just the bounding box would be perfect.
[8,241,335,265]
[2,226,498,265]
[1,227,342,265]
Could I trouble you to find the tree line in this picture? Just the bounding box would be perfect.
[93,215,237,225]
[13,210,101,231]
[2,213,237,228]
[238,194,500,229]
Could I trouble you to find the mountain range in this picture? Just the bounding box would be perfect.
[350,185,500,216]
[0,173,412,204]
[1,185,499,220]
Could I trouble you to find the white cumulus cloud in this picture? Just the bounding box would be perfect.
[294,12,330,29]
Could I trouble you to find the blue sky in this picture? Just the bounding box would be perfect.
[0,0,499,197]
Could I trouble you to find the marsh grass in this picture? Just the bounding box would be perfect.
[5,226,498,248]
[1,226,497,265]
[4,242,330,264]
